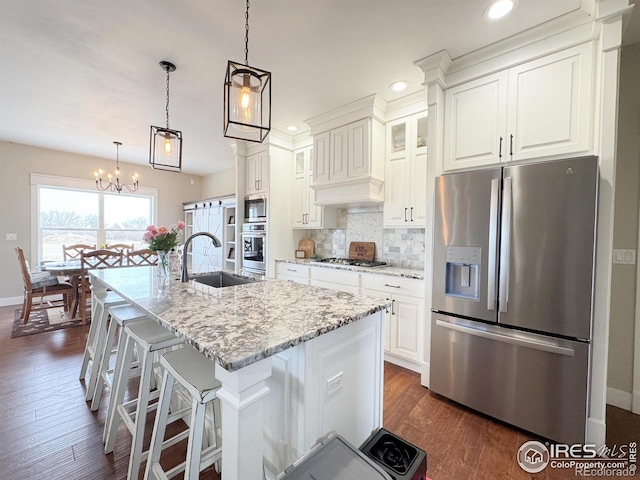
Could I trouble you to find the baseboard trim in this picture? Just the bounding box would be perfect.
[0,297,22,308]
[607,386,632,411]
[383,353,421,373]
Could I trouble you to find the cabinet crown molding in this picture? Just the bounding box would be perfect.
[305,94,387,135]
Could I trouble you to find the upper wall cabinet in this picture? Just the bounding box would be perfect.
[292,145,336,229]
[443,42,593,171]
[246,151,269,195]
[306,95,387,206]
[384,112,428,227]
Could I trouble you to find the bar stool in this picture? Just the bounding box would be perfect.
[90,304,148,412]
[144,346,222,480]
[104,319,184,480]
[79,289,128,402]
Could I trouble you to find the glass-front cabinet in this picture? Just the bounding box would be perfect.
[383,112,428,228]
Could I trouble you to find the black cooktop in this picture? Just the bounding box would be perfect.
[312,258,387,268]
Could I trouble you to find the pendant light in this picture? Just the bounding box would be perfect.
[223,0,271,143]
[150,61,182,172]
[94,141,139,194]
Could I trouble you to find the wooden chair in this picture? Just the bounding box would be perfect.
[105,243,134,255]
[63,243,96,260]
[126,248,158,266]
[15,247,73,324]
[79,249,124,323]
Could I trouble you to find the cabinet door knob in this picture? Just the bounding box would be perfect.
[404,207,408,222]
[391,299,396,315]
[410,207,414,222]
[510,134,514,157]
[499,136,503,159]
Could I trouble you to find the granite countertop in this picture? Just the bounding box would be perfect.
[90,267,389,372]
[276,258,424,280]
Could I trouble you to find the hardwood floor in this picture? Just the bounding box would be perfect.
[0,304,638,479]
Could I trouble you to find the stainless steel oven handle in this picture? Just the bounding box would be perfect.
[435,319,575,356]
[241,232,266,237]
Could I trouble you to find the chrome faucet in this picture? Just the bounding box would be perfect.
[181,232,222,282]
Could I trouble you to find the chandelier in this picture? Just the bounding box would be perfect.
[95,141,139,194]
[223,0,271,143]
[150,61,183,172]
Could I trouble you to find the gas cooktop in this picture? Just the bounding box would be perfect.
[312,258,387,268]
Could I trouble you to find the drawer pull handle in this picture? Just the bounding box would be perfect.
[384,283,401,289]
[286,269,297,272]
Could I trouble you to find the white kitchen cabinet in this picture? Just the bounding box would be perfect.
[246,151,269,195]
[276,262,310,284]
[443,42,593,171]
[362,274,424,371]
[292,146,336,229]
[309,266,361,295]
[308,95,386,205]
[384,112,428,227]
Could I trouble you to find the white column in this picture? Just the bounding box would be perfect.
[215,357,272,480]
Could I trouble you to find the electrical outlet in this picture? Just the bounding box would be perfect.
[326,372,344,397]
[613,249,636,265]
[5,233,17,241]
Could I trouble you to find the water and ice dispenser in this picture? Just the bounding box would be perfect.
[445,246,481,301]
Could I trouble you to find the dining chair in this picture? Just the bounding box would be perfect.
[126,248,158,266]
[105,243,134,255]
[79,249,124,323]
[15,247,73,324]
[63,243,97,260]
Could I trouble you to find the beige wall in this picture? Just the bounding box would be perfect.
[202,167,236,199]
[608,44,640,396]
[0,140,203,302]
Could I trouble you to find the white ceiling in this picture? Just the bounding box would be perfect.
[0,0,636,176]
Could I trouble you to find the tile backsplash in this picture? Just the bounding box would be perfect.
[306,206,425,269]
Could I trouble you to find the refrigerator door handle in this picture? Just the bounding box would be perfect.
[487,178,500,311]
[435,319,575,357]
[499,176,512,313]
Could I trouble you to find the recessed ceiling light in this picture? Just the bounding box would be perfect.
[486,0,516,20]
[390,81,409,92]
[286,125,298,132]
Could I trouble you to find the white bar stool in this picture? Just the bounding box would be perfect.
[90,304,148,412]
[79,290,128,401]
[144,346,222,480]
[104,319,184,480]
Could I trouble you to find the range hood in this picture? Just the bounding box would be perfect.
[306,94,387,207]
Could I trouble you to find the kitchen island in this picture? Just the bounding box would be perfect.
[89,266,389,480]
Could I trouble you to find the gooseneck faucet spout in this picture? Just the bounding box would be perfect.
[181,231,222,282]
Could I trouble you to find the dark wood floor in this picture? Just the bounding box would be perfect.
[1,304,638,479]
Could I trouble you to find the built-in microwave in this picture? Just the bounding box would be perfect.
[244,195,267,223]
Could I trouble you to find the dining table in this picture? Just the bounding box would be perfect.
[40,260,84,321]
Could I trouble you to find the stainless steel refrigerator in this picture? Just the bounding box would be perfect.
[430,156,598,445]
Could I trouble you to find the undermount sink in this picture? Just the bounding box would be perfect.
[192,272,258,288]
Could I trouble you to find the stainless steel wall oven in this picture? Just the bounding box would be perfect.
[241,222,266,275]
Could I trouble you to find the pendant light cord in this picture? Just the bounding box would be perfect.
[165,68,171,129]
[244,0,250,65]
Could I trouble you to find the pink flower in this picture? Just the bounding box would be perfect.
[157,226,169,235]
[142,231,154,241]
[146,225,157,233]
[177,221,186,230]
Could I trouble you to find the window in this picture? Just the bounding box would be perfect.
[31,174,157,263]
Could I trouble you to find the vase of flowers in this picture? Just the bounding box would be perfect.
[143,221,186,276]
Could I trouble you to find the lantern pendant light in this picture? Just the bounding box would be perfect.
[223,0,271,143]
[94,141,139,194]
[150,61,183,172]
